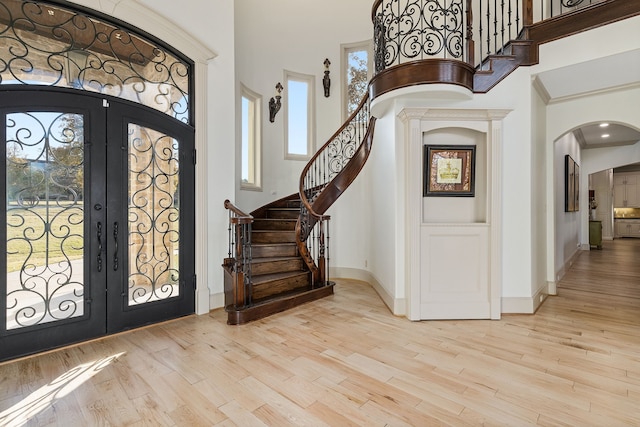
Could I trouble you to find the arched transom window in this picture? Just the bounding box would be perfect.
[0,0,192,124]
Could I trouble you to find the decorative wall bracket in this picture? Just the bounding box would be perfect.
[269,82,283,123]
[323,58,331,97]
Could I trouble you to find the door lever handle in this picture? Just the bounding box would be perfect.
[97,222,103,272]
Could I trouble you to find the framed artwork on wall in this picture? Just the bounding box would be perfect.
[565,155,579,212]
[424,145,476,197]
[574,162,580,211]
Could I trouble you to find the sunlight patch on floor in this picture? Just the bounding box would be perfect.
[0,352,125,427]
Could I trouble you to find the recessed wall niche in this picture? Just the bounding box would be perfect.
[422,127,487,224]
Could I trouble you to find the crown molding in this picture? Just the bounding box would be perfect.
[398,108,512,123]
[532,75,552,105]
[547,81,640,105]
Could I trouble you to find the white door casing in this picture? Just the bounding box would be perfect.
[399,108,509,320]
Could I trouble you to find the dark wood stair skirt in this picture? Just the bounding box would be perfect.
[225,282,335,325]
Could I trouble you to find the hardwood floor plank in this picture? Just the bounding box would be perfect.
[1,239,639,425]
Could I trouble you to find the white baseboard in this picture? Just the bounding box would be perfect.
[209,292,224,311]
[207,267,551,317]
[555,246,582,284]
[502,283,548,314]
[330,267,406,316]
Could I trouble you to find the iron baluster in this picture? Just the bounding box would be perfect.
[508,0,513,51]
[326,219,330,286]
[501,0,505,53]
[227,209,233,259]
[243,222,252,307]
[493,0,498,55]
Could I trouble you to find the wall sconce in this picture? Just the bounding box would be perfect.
[269,82,283,123]
[323,58,331,98]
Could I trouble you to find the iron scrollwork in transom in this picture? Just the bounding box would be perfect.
[0,0,192,124]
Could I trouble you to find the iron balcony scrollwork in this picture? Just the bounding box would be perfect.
[374,0,465,71]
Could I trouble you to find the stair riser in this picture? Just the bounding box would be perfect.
[252,274,310,301]
[252,219,297,231]
[252,245,298,258]
[266,209,299,219]
[252,259,304,275]
[252,231,296,244]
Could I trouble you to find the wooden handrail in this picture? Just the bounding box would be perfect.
[224,199,253,224]
[297,89,375,286]
[298,91,371,219]
[371,0,382,21]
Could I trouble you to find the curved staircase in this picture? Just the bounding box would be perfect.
[223,94,375,324]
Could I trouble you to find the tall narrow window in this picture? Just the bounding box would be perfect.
[285,71,315,160]
[240,85,261,190]
[342,41,372,120]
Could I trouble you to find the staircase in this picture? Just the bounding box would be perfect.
[223,195,335,324]
[224,92,374,324]
[249,199,311,302]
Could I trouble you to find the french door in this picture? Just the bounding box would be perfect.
[0,90,195,362]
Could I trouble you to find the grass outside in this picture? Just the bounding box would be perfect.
[6,202,84,273]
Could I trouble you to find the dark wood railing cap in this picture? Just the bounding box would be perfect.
[224,199,253,222]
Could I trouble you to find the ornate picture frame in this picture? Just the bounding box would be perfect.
[424,145,476,197]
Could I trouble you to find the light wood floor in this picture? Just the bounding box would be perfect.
[1,239,639,426]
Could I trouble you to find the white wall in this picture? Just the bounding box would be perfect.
[590,170,614,240]
[531,85,548,298]
[233,0,373,212]
[553,132,581,278]
[374,67,535,305]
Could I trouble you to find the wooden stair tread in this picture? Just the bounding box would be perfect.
[252,242,297,247]
[251,256,300,263]
[253,218,297,222]
[251,270,309,284]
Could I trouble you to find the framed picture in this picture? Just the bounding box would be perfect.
[574,162,579,212]
[565,155,579,212]
[424,145,476,197]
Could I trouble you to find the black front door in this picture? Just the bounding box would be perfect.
[0,90,195,362]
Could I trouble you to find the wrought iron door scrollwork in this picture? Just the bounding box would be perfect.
[127,124,180,305]
[5,111,85,329]
[0,0,192,123]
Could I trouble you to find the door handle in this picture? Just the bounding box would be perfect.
[97,222,103,272]
[113,221,119,271]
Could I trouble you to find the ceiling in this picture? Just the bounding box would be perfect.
[535,48,640,149]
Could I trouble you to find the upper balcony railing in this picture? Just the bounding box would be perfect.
[372,0,608,74]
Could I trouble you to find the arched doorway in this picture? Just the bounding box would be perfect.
[0,0,195,361]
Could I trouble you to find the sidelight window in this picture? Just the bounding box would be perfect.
[240,85,262,190]
[284,71,315,160]
[341,41,372,121]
